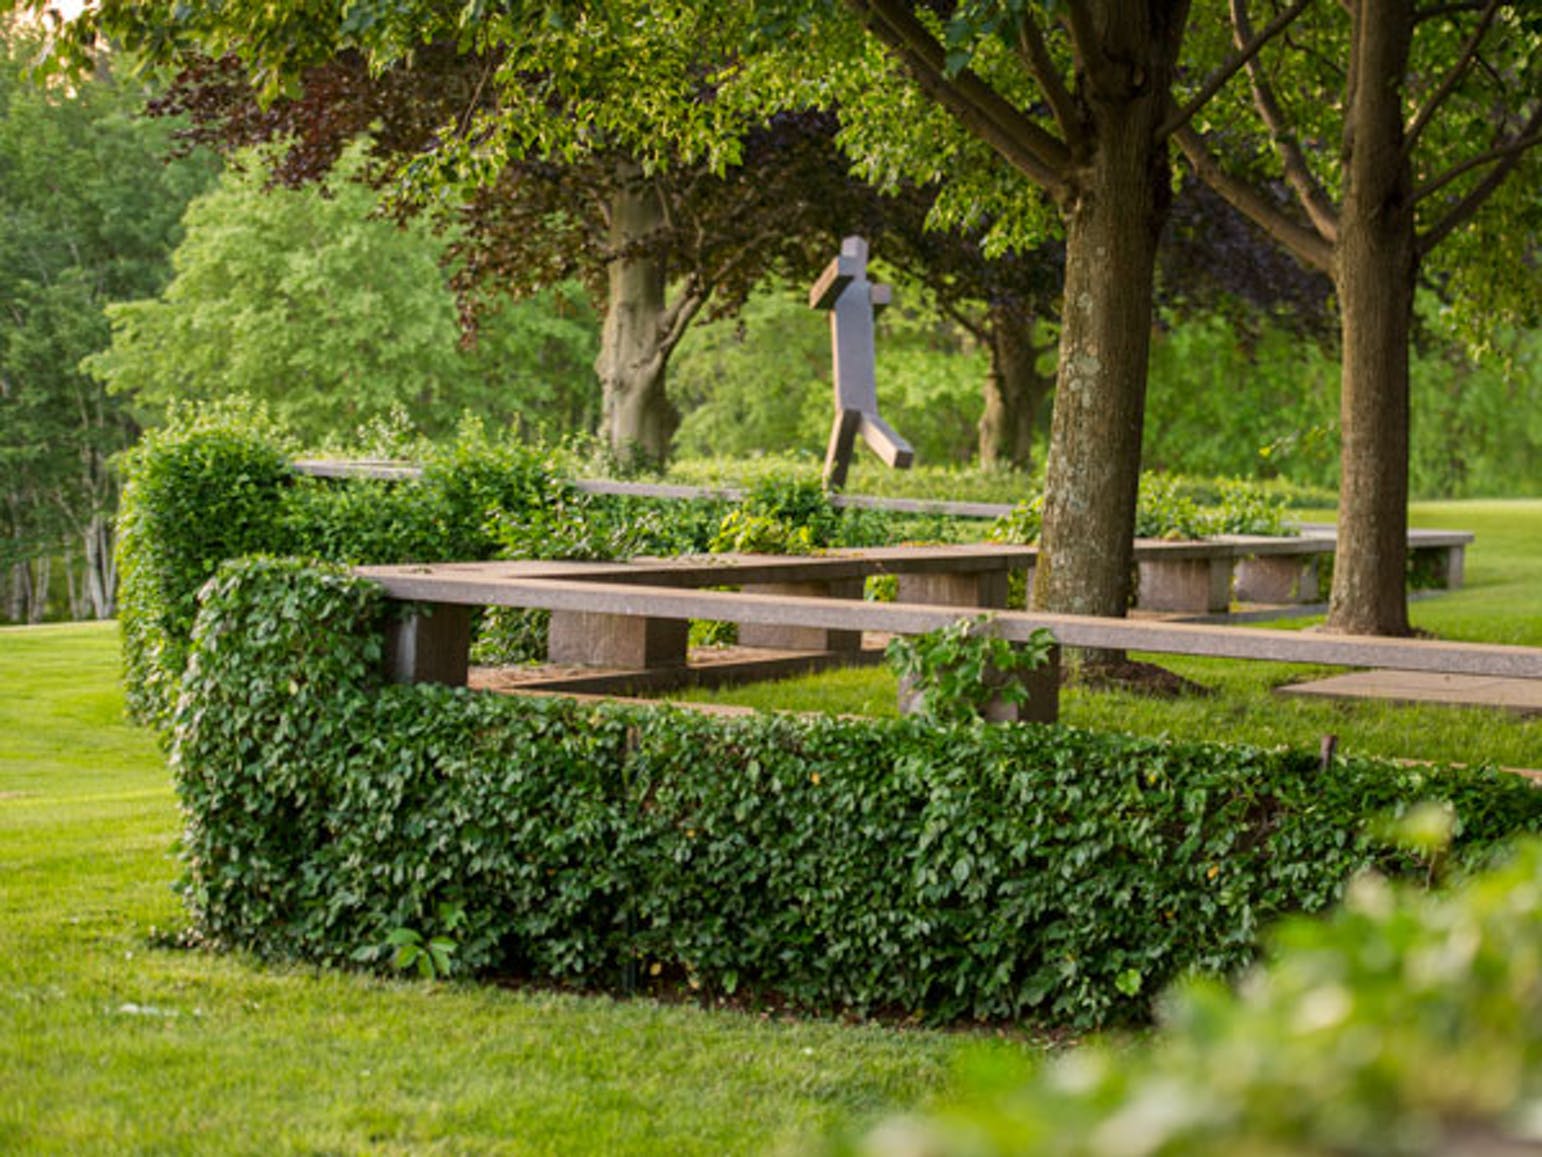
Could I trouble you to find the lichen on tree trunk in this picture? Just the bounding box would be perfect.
[1033,61,1171,623]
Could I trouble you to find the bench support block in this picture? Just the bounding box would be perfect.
[1137,558,1232,614]
[548,611,690,669]
[1410,545,1465,589]
[895,571,1010,610]
[385,604,472,686]
[738,579,864,652]
[1234,555,1320,604]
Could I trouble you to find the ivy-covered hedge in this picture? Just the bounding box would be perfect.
[842,839,1542,1154]
[170,558,1542,1029]
[116,419,294,727]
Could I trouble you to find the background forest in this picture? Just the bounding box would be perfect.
[3,19,1538,624]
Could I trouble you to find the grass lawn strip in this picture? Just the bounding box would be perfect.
[0,624,1002,1154]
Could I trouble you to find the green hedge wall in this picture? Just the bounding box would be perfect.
[840,839,1542,1154]
[171,558,1542,1029]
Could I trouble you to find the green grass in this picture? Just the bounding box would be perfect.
[670,500,1542,770]
[0,623,1023,1154]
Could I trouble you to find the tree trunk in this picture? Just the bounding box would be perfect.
[1327,1,1416,636]
[28,555,50,624]
[5,562,28,624]
[1033,15,1178,621]
[64,544,86,621]
[595,167,679,468]
[978,303,1052,471]
[85,514,115,619]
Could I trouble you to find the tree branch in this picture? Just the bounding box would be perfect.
[1015,11,1082,152]
[1402,0,1501,159]
[1159,0,1316,141]
[659,279,710,356]
[1175,124,1335,271]
[848,0,1073,200]
[1061,0,1099,79]
[1416,104,1542,255]
[1229,0,1340,243]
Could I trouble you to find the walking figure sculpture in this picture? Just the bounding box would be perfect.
[810,236,914,490]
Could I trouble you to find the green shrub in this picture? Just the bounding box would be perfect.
[710,476,845,554]
[115,414,294,729]
[989,477,1294,545]
[886,616,1057,725]
[117,416,581,725]
[170,560,1542,1030]
[844,837,1542,1154]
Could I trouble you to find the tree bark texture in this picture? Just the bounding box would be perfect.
[1033,6,1182,619]
[1327,0,1416,636]
[595,170,679,467]
[978,302,1052,471]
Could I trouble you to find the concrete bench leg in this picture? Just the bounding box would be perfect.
[737,579,864,652]
[1137,558,1232,614]
[1234,555,1320,604]
[894,570,1010,610]
[547,611,690,669]
[897,644,1060,725]
[385,604,471,686]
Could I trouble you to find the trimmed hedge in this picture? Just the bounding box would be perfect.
[171,558,1542,1029]
[116,420,293,728]
[844,839,1542,1154]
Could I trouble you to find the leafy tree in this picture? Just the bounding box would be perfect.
[132,44,880,467]
[1177,0,1542,634]
[33,1,1284,627]
[0,17,214,622]
[88,144,600,446]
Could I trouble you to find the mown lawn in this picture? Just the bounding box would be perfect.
[0,624,1019,1155]
[672,500,1542,770]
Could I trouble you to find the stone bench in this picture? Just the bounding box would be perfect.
[363,545,1037,673]
[1133,528,1473,614]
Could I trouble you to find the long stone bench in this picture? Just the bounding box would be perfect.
[363,546,1037,672]
[355,564,1542,726]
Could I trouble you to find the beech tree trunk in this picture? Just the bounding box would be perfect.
[84,514,115,619]
[978,303,1052,471]
[27,555,49,624]
[595,168,680,468]
[1327,2,1416,636]
[5,562,27,624]
[1033,19,1178,620]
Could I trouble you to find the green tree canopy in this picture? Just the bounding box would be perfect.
[0,17,215,621]
[88,145,600,446]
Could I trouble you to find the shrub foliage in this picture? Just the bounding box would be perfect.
[846,838,1542,1153]
[170,559,1542,1029]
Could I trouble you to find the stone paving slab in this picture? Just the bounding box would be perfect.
[1278,669,1542,716]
